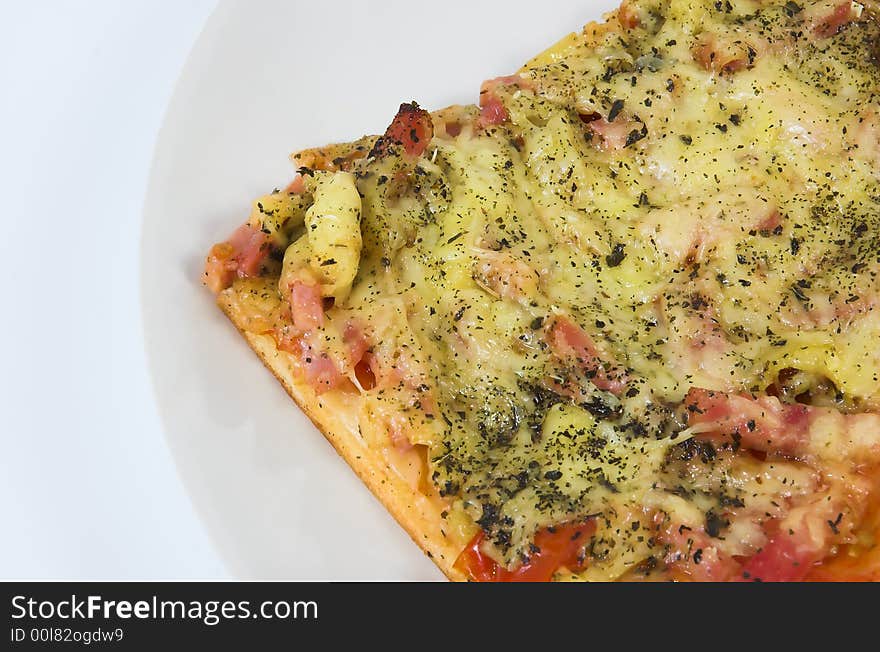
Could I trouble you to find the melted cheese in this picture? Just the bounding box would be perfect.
[226,0,880,578]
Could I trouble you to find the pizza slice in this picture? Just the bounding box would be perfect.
[204,0,880,581]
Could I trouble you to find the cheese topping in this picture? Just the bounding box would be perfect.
[208,0,880,580]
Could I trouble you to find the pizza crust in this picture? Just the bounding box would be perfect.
[217,286,468,581]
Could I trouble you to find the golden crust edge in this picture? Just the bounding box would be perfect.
[217,288,468,582]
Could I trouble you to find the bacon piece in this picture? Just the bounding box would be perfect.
[682,388,880,461]
[811,1,861,39]
[756,208,782,232]
[479,95,509,127]
[388,414,415,451]
[548,317,628,395]
[682,388,810,456]
[640,196,781,266]
[204,248,236,294]
[204,224,269,293]
[478,75,532,128]
[343,321,370,368]
[272,314,371,395]
[370,102,434,159]
[225,224,269,277]
[288,281,324,332]
[588,118,630,150]
[293,319,371,395]
[472,250,540,303]
[790,286,878,330]
[659,520,740,581]
[667,303,739,390]
[588,116,647,151]
[298,338,345,393]
[692,34,757,75]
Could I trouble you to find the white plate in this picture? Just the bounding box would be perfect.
[141,0,619,580]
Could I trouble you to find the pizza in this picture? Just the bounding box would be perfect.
[203,0,880,581]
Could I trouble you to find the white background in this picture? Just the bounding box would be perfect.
[0,1,226,578]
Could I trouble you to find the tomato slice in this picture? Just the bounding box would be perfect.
[740,534,821,582]
[370,102,434,158]
[548,317,628,395]
[456,521,596,582]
